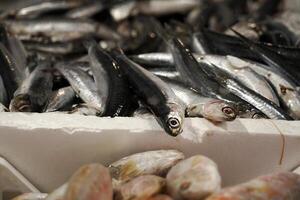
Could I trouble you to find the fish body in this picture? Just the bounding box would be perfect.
[113,52,185,136]
[9,60,53,112]
[56,62,106,114]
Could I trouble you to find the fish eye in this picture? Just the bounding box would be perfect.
[222,106,235,117]
[168,118,180,129]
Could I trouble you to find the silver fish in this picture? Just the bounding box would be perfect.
[4,19,120,42]
[109,150,185,183]
[9,60,53,112]
[46,86,76,112]
[56,62,106,113]
[113,52,185,136]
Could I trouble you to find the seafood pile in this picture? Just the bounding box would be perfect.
[0,0,300,136]
[12,150,300,200]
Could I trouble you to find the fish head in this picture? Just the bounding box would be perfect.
[203,100,237,122]
[163,103,184,137]
[9,94,32,112]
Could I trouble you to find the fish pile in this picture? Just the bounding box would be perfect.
[12,150,300,200]
[1,0,300,136]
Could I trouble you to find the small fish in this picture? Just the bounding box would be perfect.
[86,40,131,117]
[56,62,106,114]
[109,150,184,183]
[12,193,48,200]
[9,60,53,112]
[4,19,120,42]
[64,164,113,200]
[166,155,221,200]
[46,86,76,112]
[114,175,166,200]
[113,50,185,136]
[206,172,300,200]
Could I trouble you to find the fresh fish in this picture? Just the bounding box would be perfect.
[153,22,255,115]
[231,29,300,86]
[226,55,300,119]
[206,63,293,120]
[114,175,166,200]
[65,2,104,19]
[64,164,113,200]
[131,54,174,68]
[206,172,300,200]
[161,78,236,121]
[113,51,185,136]
[134,53,281,106]
[9,60,53,112]
[56,62,106,114]
[12,193,48,200]
[166,155,221,200]
[109,150,185,183]
[46,86,76,112]
[132,106,153,118]
[68,104,101,116]
[86,41,131,117]
[45,183,68,200]
[3,19,120,42]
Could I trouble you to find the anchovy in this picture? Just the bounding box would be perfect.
[86,40,132,117]
[113,50,185,136]
[46,86,76,112]
[56,62,106,114]
[206,63,293,120]
[231,29,300,86]
[9,60,53,112]
[3,18,120,42]
[134,53,281,106]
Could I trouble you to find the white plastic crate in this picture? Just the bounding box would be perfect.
[0,113,299,193]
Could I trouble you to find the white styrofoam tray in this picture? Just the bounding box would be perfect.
[0,113,299,193]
